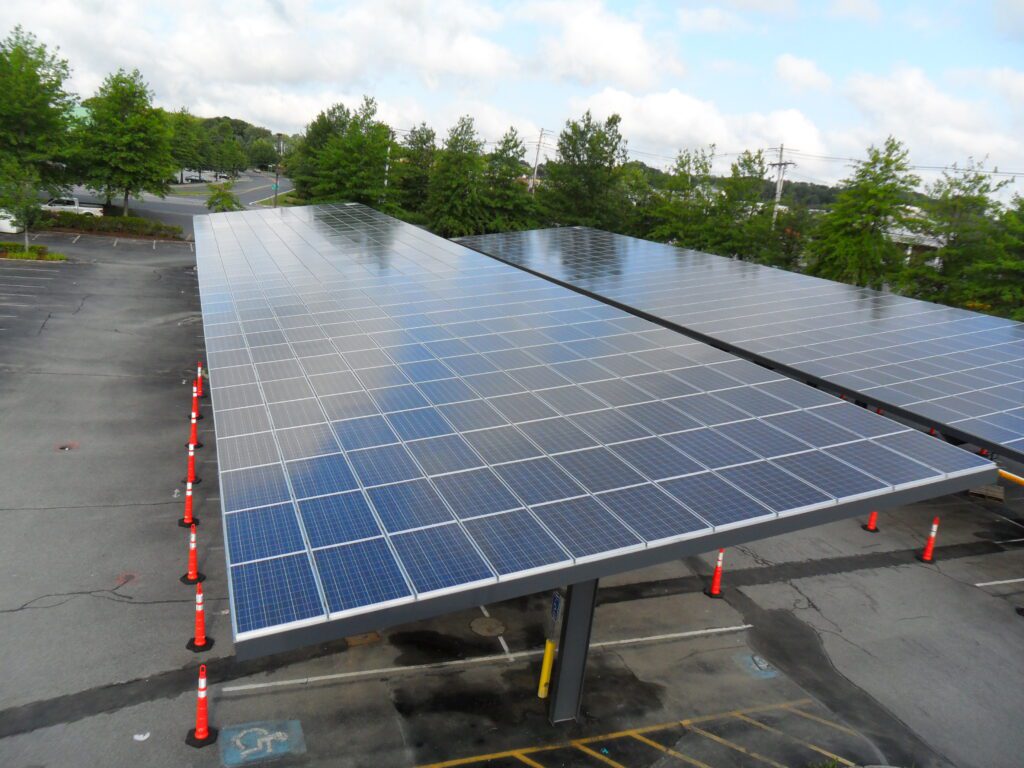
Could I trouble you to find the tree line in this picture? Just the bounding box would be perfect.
[287,97,1023,321]
[0,26,280,226]
[2,25,1020,320]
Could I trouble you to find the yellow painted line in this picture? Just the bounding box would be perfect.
[514,753,546,768]
[688,725,788,768]
[630,733,713,768]
[735,713,854,766]
[782,705,860,737]
[416,699,814,767]
[573,742,627,768]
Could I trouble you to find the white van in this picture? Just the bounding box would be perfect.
[0,210,24,234]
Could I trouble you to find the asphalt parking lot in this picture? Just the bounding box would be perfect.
[1,233,1023,768]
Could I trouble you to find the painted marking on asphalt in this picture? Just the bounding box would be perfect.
[573,742,626,768]
[113,239,118,247]
[498,635,513,660]
[975,576,1024,588]
[73,235,81,243]
[688,725,787,768]
[631,733,712,768]
[152,240,156,250]
[783,704,860,737]
[734,713,855,766]
[221,624,754,694]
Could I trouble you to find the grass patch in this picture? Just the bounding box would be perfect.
[255,190,301,207]
[0,242,66,261]
[37,211,183,239]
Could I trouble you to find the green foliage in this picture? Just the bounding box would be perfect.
[0,241,64,260]
[899,159,1010,307]
[0,26,75,190]
[0,158,43,251]
[169,108,203,181]
[426,116,488,237]
[806,136,920,289]
[540,111,628,229]
[956,195,1024,320]
[483,128,535,231]
[205,182,245,212]
[393,123,436,214]
[38,210,182,238]
[248,137,279,169]
[649,145,718,248]
[78,68,176,215]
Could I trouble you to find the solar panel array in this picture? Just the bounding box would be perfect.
[195,204,994,646]
[458,228,1024,463]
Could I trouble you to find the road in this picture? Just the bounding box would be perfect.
[66,172,295,236]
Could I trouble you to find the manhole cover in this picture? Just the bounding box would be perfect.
[470,617,506,637]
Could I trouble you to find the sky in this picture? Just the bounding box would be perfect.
[8,0,1024,193]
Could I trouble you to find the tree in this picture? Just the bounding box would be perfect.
[0,159,42,252]
[710,150,773,261]
[805,137,920,289]
[899,159,1010,307]
[79,68,175,215]
[540,111,627,229]
[393,122,436,216]
[960,196,1024,320]
[169,108,203,183]
[205,182,244,212]
[483,127,534,231]
[0,26,75,191]
[649,145,717,249]
[426,116,487,237]
[248,137,279,169]
[309,97,393,206]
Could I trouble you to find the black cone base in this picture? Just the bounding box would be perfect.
[704,588,724,599]
[861,524,879,533]
[181,572,206,584]
[183,477,201,484]
[185,442,204,449]
[186,636,214,653]
[178,517,200,527]
[916,554,936,564]
[186,727,218,748]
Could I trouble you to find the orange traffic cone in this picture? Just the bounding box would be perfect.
[179,481,198,527]
[181,523,205,584]
[185,664,217,747]
[187,414,203,449]
[191,381,203,420]
[862,510,879,533]
[196,360,206,398]
[704,549,725,598]
[917,517,940,564]
[184,444,201,485]
[186,582,213,652]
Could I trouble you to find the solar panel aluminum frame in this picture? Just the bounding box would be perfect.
[231,471,978,658]
[457,229,1024,465]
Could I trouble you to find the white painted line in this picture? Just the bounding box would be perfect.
[975,577,1024,588]
[113,239,118,247]
[152,240,156,250]
[220,624,753,694]
[498,635,513,661]
[997,536,1024,545]
[479,605,490,618]
[73,234,81,243]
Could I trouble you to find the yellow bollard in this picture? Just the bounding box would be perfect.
[537,639,556,699]
[999,469,1024,487]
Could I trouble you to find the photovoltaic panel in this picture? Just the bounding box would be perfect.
[195,203,994,655]
[458,227,1024,462]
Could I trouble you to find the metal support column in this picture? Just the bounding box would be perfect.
[547,578,598,724]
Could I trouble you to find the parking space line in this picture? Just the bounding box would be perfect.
[734,713,854,766]
[975,577,1024,587]
[688,725,787,768]
[573,742,626,767]
[630,733,712,768]
[782,705,859,737]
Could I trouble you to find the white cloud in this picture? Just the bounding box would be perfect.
[526,1,683,90]
[775,54,832,91]
[677,7,746,33]
[829,0,882,22]
[985,67,1024,107]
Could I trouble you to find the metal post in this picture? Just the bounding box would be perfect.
[547,578,598,724]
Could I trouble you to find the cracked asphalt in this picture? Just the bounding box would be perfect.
[2,234,1024,768]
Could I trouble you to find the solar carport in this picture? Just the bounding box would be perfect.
[459,227,1024,465]
[195,204,996,724]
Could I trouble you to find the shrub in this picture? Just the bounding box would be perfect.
[37,211,183,238]
[0,242,65,260]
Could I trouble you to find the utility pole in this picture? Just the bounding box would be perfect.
[769,143,795,228]
[531,128,546,194]
[273,133,283,209]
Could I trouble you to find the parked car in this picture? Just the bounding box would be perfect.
[0,209,24,234]
[41,198,104,217]
[214,173,231,180]
[185,176,205,184]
